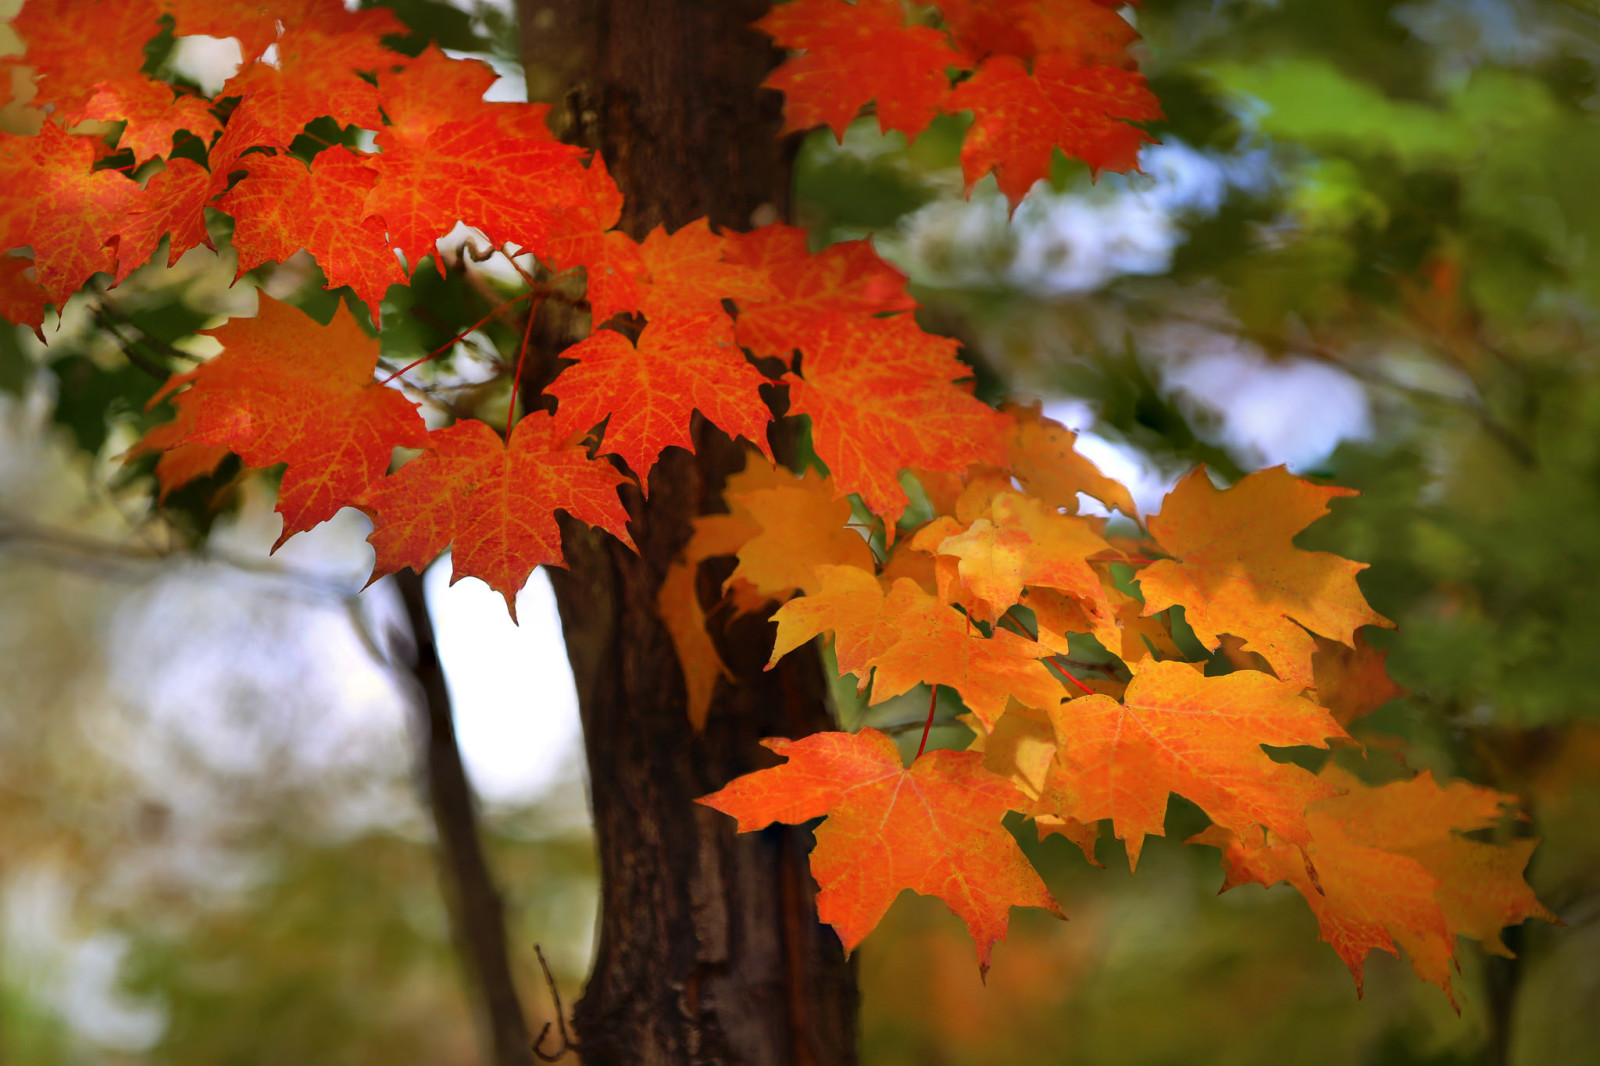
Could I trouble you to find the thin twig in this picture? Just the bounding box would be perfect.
[532,944,577,1062]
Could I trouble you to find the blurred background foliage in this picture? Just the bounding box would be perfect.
[1,0,1598,1063]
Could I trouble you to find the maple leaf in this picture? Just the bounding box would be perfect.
[1137,466,1393,691]
[3,0,162,120]
[375,45,499,148]
[1003,402,1136,517]
[723,469,876,601]
[132,293,427,545]
[547,314,775,487]
[0,122,143,307]
[1044,659,1348,868]
[0,256,48,338]
[726,223,916,359]
[361,414,636,619]
[934,0,1139,66]
[930,492,1115,626]
[757,0,964,143]
[772,571,1066,727]
[364,105,590,272]
[1312,629,1407,727]
[110,157,215,284]
[697,728,1064,971]
[534,155,645,324]
[215,146,406,321]
[1193,767,1557,1003]
[784,313,1007,520]
[964,704,1102,865]
[162,0,405,63]
[634,219,780,321]
[946,54,1162,204]
[81,78,221,165]
[658,558,732,731]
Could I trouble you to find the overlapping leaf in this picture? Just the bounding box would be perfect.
[133,293,427,544]
[946,55,1161,204]
[547,314,774,486]
[362,414,636,618]
[698,728,1063,970]
[756,0,962,142]
[1137,466,1393,691]
[784,313,1006,520]
[1044,659,1348,868]
[1193,767,1557,1003]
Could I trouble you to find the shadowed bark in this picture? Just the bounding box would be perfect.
[516,1,860,1062]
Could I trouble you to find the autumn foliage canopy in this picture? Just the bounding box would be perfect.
[0,0,1555,1003]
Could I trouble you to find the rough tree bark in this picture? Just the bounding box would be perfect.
[515,2,861,1064]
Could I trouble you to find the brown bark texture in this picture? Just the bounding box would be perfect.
[516,1,861,1064]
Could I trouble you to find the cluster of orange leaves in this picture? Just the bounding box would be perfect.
[0,0,1553,998]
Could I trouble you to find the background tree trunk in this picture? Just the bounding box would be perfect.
[516,2,861,1063]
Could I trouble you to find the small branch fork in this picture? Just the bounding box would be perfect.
[531,944,578,1062]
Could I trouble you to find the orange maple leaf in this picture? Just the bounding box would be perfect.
[133,293,427,545]
[726,223,916,359]
[361,414,636,619]
[1312,629,1408,727]
[1044,659,1348,868]
[929,492,1115,626]
[1003,402,1137,517]
[1193,767,1557,1005]
[723,468,876,601]
[772,572,1066,727]
[547,314,775,487]
[756,0,963,143]
[1137,466,1394,691]
[657,558,732,732]
[785,313,1006,520]
[697,728,1064,971]
[946,55,1161,204]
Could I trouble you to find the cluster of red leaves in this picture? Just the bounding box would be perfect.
[0,0,1553,996]
[757,0,1163,202]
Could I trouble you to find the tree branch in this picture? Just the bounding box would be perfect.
[391,566,535,1066]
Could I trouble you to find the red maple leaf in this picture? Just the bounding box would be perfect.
[0,255,48,337]
[634,219,780,321]
[364,105,590,272]
[361,414,636,618]
[934,0,1139,65]
[81,78,221,165]
[132,293,427,545]
[697,728,1063,971]
[726,223,916,359]
[215,146,406,321]
[784,313,1006,519]
[946,54,1162,203]
[756,0,964,143]
[110,157,216,284]
[0,122,143,307]
[3,0,162,119]
[547,314,775,486]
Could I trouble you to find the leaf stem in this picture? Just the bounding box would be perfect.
[915,684,938,760]
[379,292,533,385]
[504,293,543,433]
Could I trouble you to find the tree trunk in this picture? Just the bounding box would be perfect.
[516,2,860,1064]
